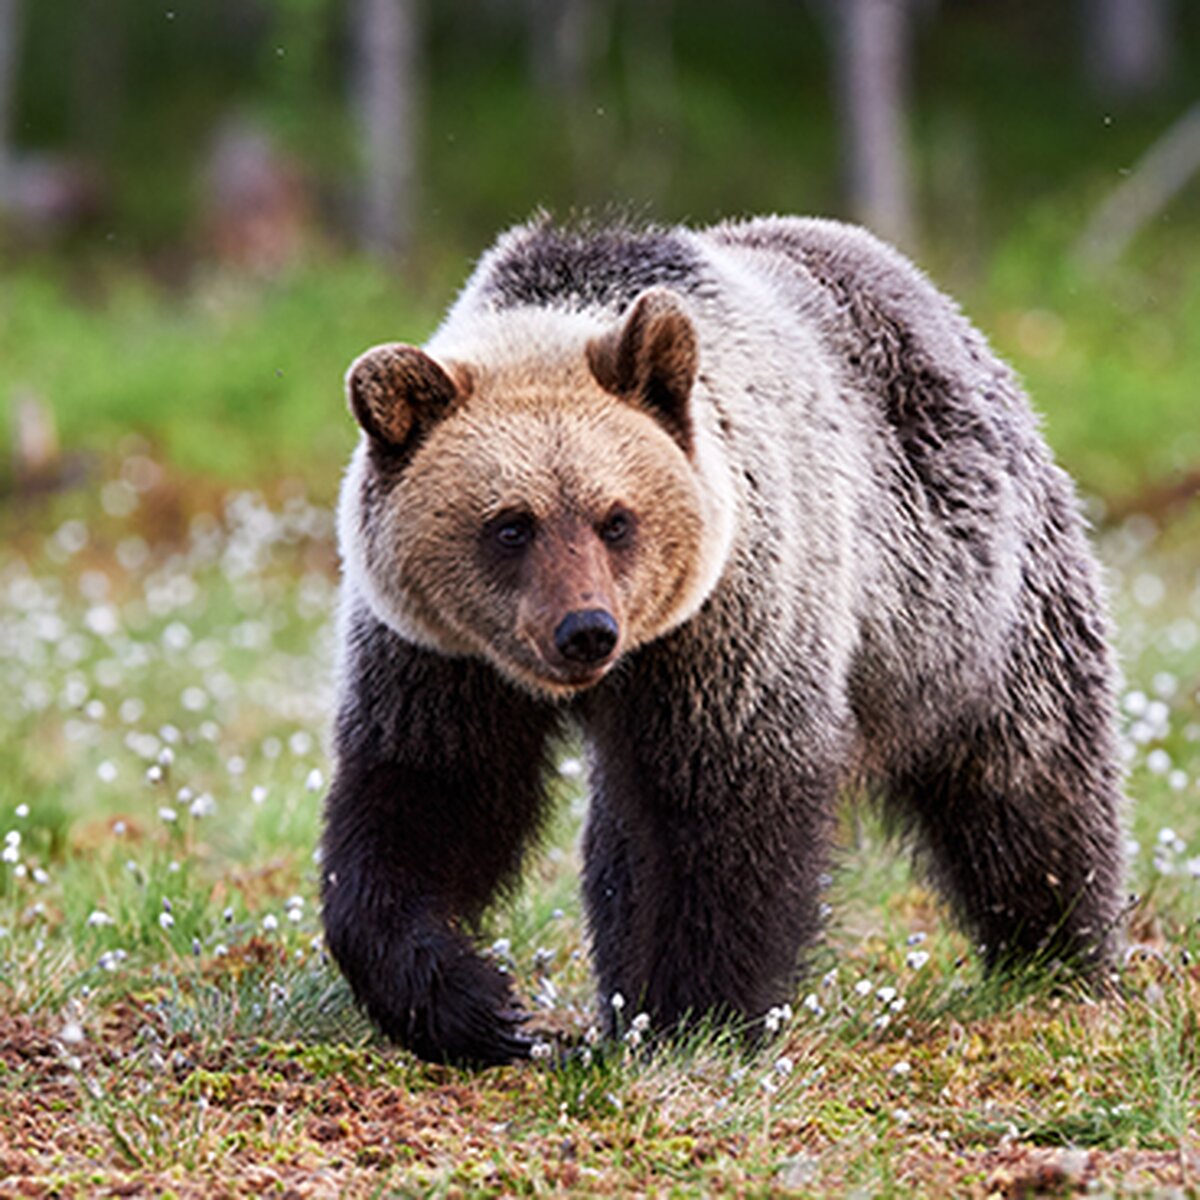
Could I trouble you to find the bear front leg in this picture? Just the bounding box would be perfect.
[320,623,562,1065]
[581,690,840,1038]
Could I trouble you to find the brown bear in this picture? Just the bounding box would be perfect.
[320,214,1126,1065]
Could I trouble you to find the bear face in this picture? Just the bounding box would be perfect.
[339,290,731,698]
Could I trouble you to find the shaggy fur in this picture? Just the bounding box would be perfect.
[321,214,1126,1065]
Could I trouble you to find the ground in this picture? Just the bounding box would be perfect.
[0,455,1197,1197]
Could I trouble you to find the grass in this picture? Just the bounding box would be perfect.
[0,258,440,489]
[0,444,1197,1195]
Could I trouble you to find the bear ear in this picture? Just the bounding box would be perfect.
[587,288,698,456]
[345,343,468,451]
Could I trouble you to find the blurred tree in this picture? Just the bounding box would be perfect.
[1083,0,1174,100]
[0,0,20,200]
[353,0,421,261]
[527,0,612,99]
[618,0,678,205]
[71,0,124,152]
[1074,101,1200,270]
[824,0,917,248]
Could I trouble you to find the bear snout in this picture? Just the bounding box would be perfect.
[554,608,619,665]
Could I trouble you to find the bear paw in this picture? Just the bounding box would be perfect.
[361,926,535,1067]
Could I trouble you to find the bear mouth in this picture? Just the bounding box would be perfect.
[508,651,617,698]
[535,660,615,695]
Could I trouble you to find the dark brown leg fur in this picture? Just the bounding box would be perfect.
[320,612,563,1065]
[891,630,1125,974]
[580,641,841,1036]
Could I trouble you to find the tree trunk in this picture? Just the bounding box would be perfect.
[353,0,420,261]
[1084,0,1173,100]
[1073,103,1200,270]
[832,0,916,249]
[0,0,22,203]
[528,0,609,99]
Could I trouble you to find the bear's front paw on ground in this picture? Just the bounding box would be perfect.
[356,928,534,1067]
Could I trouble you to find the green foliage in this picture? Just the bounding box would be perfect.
[976,220,1200,498]
[0,259,439,491]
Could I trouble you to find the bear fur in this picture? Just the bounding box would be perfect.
[321,214,1126,1065]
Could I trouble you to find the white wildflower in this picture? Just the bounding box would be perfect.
[189,793,216,818]
[1151,671,1177,698]
[1146,749,1172,776]
[58,1021,85,1045]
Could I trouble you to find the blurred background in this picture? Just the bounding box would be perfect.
[0,0,1197,507]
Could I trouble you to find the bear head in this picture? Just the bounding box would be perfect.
[339,288,735,698]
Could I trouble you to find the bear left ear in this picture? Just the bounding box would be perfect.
[345,343,468,452]
[587,288,698,456]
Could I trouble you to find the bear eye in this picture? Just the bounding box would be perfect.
[491,513,535,552]
[599,509,634,546]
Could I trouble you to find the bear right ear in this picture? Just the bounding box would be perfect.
[587,288,698,456]
[345,344,467,451]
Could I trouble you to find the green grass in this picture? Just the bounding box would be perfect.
[0,454,1197,1195]
[0,258,441,490]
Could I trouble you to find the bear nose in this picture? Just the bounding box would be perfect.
[554,609,619,665]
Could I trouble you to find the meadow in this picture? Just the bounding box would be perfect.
[1,234,1199,1195]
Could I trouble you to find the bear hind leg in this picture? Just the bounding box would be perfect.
[890,712,1126,977]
